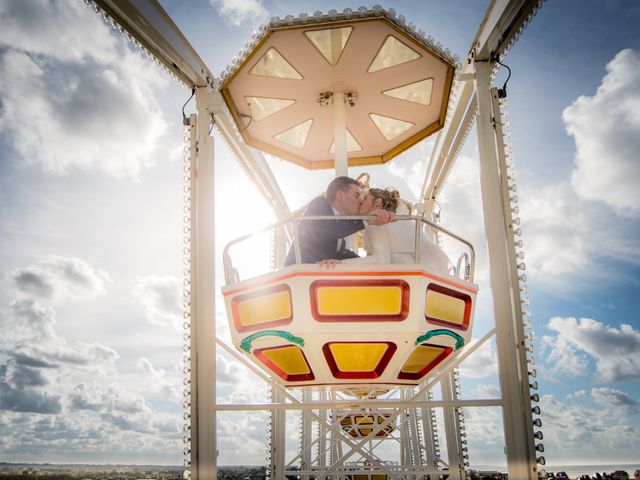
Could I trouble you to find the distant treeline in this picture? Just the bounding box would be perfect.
[0,476,75,480]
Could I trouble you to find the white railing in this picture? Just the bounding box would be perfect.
[223,215,475,285]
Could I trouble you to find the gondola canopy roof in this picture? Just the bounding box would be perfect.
[219,8,457,169]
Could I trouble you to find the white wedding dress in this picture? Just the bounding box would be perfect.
[343,206,451,274]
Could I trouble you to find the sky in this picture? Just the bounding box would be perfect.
[0,0,639,471]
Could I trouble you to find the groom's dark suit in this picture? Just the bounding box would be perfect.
[283,196,364,266]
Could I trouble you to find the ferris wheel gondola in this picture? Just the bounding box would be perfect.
[222,214,477,394]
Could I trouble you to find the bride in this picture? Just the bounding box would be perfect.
[341,187,451,274]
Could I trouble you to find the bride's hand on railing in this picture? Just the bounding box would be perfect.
[367,209,395,226]
[316,259,343,269]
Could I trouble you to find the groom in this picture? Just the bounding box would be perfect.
[283,176,394,266]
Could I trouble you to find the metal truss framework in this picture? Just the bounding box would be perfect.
[89,1,545,479]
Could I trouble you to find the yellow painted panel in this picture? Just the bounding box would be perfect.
[317,286,401,315]
[261,346,310,375]
[425,290,465,324]
[401,345,444,374]
[330,343,388,372]
[355,417,374,425]
[238,290,291,327]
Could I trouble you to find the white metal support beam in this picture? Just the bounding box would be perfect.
[419,389,440,477]
[269,386,286,480]
[421,0,542,203]
[474,60,537,480]
[300,390,313,480]
[92,0,212,87]
[440,371,465,480]
[189,87,217,480]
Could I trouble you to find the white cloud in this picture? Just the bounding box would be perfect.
[563,48,640,215]
[136,358,180,404]
[591,387,638,415]
[384,141,433,201]
[544,316,640,383]
[518,183,592,276]
[540,333,589,378]
[0,364,62,414]
[69,383,149,414]
[132,275,182,329]
[0,411,182,464]
[432,153,488,283]
[470,383,501,399]
[210,0,268,27]
[2,298,119,374]
[0,0,117,63]
[462,407,506,464]
[8,255,110,303]
[2,359,49,389]
[458,338,497,379]
[0,0,169,179]
[539,394,638,463]
[0,408,181,463]
[216,353,247,385]
[217,412,269,464]
[4,298,57,344]
[566,389,586,400]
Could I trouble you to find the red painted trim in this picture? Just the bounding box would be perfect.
[322,341,397,379]
[223,269,478,297]
[253,345,315,382]
[231,284,293,333]
[282,381,420,388]
[310,279,410,322]
[424,283,472,331]
[397,343,453,380]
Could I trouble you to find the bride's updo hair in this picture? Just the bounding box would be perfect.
[369,188,401,212]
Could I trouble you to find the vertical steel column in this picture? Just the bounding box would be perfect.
[474,60,537,480]
[420,389,440,478]
[441,372,464,480]
[330,394,343,480]
[399,407,408,467]
[269,386,286,480]
[301,390,313,480]
[191,86,217,480]
[318,391,328,471]
[407,409,423,478]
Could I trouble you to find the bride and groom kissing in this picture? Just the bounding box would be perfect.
[283,176,450,273]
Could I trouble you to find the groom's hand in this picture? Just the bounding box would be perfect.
[367,209,395,226]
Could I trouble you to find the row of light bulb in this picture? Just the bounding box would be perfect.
[265,387,274,479]
[499,99,546,472]
[427,390,442,465]
[506,1,544,61]
[453,369,471,469]
[86,0,188,91]
[220,5,458,83]
[181,124,194,480]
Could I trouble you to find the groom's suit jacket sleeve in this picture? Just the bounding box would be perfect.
[283,196,364,266]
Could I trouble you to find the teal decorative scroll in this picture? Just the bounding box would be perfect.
[415,329,465,351]
[240,330,305,353]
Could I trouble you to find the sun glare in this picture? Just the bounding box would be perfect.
[217,171,277,282]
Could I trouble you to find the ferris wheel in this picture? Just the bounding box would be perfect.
[88,1,546,479]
